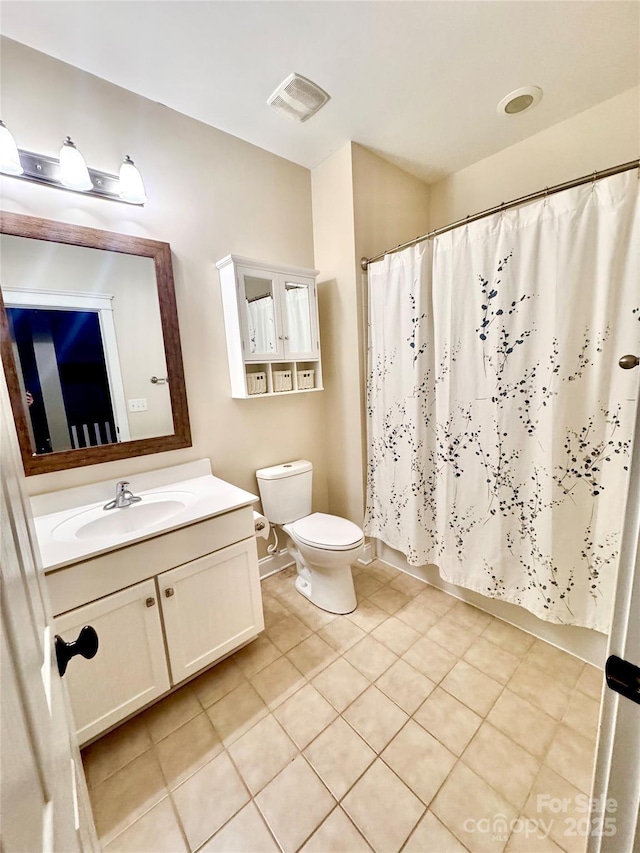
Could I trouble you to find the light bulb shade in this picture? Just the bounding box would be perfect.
[59,137,92,191]
[0,121,23,175]
[119,155,147,204]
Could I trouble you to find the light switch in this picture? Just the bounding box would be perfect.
[128,398,148,412]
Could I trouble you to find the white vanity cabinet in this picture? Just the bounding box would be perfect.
[47,507,263,745]
[54,580,170,744]
[158,539,263,683]
[217,254,323,397]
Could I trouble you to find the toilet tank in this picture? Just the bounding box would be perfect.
[256,460,313,524]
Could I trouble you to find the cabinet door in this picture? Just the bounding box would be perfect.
[280,275,319,360]
[159,538,264,684]
[238,267,283,361]
[54,579,170,745]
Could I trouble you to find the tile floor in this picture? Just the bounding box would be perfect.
[82,561,603,853]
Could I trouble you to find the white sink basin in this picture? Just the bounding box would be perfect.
[52,491,198,543]
[32,461,259,571]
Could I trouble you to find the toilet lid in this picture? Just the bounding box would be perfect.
[290,513,364,551]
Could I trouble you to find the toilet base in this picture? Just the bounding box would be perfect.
[295,573,313,601]
[293,559,357,615]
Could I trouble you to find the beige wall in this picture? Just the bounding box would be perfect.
[312,142,430,523]
[0,38,328,522]
[311,144,360,522]
[352,144,431,262]
[429,87,640,229]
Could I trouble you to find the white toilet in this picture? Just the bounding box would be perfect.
[256,460,364,614]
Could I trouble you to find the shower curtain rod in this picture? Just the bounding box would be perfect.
[360,158,640,271]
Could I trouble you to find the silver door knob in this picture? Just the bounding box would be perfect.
[619,354,639,369]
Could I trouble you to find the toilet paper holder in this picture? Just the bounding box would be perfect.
[253,510,270,540]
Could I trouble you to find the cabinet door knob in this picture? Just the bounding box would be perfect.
[55,625,99,677]
[145,597,156,607]
[284,335,290,340]
[164,587,175,598]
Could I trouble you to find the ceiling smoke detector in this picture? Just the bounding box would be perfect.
[267,73,330,123]
[497,86,543,116]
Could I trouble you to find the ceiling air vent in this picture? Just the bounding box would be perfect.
[267,73,330,123]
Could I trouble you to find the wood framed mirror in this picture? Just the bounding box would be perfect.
[0,212,191,475]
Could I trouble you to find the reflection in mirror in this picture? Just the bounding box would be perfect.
[284,281,312,353]
[1,236,172,456]
[245,275,277,355]
[0,212,191,475]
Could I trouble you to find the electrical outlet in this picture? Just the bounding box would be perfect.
[128,398,148,412]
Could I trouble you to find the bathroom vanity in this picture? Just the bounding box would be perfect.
[32,460,263,745]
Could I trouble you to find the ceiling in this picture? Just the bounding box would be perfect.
[1,1,638,183]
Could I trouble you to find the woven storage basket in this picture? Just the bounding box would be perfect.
[246,372,267,394]
[273,370,293,392]
[296,369,315,390]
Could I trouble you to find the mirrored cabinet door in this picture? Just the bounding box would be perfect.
[282,277,318,360]
[239,271,282,361]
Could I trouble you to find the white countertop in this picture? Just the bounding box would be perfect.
[32,460,258,572]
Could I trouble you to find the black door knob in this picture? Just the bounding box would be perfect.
[605,654,640,704]
[55,625,99,677]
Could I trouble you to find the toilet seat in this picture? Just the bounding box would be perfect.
[289,512,364,551]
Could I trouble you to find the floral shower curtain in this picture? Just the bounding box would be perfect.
[365,172,639,631]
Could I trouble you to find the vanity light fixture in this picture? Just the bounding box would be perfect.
[59,136,92,191]
[0,120,23,175]
[0,120,146,205]
[118,155,147,205]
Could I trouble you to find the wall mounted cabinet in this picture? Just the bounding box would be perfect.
[216,255,322,398]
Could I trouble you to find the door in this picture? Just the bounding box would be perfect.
[238,267,283,361]
[159,538,264,683]
[8,306,119,450]
[589,357,640,852]
[0,364,98,852]
[281,275,319,361]
[4,290,130,450]
[55,579,170,744]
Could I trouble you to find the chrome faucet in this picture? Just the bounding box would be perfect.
[103,481,142,510]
